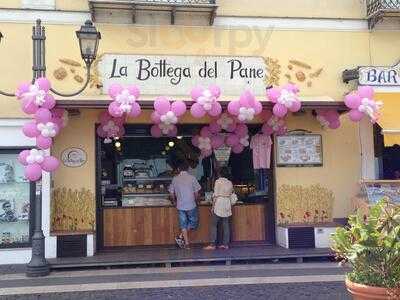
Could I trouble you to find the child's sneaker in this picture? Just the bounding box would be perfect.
[175,235,185,249]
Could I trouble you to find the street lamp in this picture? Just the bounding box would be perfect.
[0,19,101,277]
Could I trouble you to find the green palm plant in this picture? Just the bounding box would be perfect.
[331,198,400,289]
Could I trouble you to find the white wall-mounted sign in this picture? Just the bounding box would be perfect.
[98,54,268,96]
[22,0,55,9]
[359,61,400,86]
[61,148,87,168]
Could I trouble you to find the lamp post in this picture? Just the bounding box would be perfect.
[0,19,101,277]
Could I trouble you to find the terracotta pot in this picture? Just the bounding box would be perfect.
[345,278,391,300]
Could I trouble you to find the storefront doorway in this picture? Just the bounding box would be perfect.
[95,124,276,251]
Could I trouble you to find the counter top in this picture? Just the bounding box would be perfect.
[103,202,265,209]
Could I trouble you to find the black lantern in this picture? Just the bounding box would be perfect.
[0,32,3,44]
[76,20,101,67]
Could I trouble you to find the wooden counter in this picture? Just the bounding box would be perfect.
[103,204,266,247]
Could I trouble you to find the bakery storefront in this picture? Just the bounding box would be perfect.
[51,52,360,259]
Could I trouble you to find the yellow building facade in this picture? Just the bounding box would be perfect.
[0,0,398,262]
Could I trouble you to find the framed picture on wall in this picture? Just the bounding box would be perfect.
[276,134,323,167]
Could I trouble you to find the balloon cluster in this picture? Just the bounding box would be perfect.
[190,85,222,118]
[192,126,224,158]
[261,111,287,135]
[316,109,341,129]
[150,97,186,137]
[227,90,262,122]
[267,84,302,118]
[225,123,250,154]
[344,86,382,123]
[16,77,56,114]
[108,84,141,118]
[18,149,59,182]
[209,113,237,133]
[16,78,67,181]
[96,111,125,143]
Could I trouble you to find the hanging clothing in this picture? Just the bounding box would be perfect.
[250,134,273,169]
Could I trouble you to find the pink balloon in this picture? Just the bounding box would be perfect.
[266,88,281,103]
[226,134,239,147]
[108,101,123,118]
[41,156,60,172]
[227,100,240,115]
[262,123,273,135]
[254,101,263,115]
[36,135,52,150]
[276,126,287,135]
[289,100,301,113]
[128,102,141,118]
[41,94,56,110]
[283,83,299,94]
[260,110,273,122]
[235,123,248,137]
[191,135,200,147]
[226,122,237,132]
[190,103,206,118]
[273,103,288,118]
[35,77,51,92]
[154,97,170,115]
[127,85,140,98]
[24,164,42,181]
[239,90,253,107]
[209,85,221,98]
[349,109,364,122]
[358,86,374,99]
[108,84,123,99]
[22,121,40,138]
[16,82,30,99]
[113,116,126,126]
[200,126,212,137]
[328,119,341,129]
[232,144,244,154]
[167,125,178,137]
[209,102,222,117]
[209,121,221,134]
[99,111,111,123]
[151,111,161,123]
[325,110,339,122]
[51,108,65,118]
[191,86,204,100]
[21,98,38,114]
[344,93,361,109]
[96,126,106,138]
[18,150,30,166]
[211,135,224,149]
[52,117,63,130]
[171,101,187,117]
[150,125,162,138]
[35,108,52,123]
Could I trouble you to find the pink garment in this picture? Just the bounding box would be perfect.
[250,134,272,169]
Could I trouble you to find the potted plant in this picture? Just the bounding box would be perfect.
[331,198,400,300]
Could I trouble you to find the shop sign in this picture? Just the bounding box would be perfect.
[359,61,400,86]
[61,148,87,168]
[98,54,268,96]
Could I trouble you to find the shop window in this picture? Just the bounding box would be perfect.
[0,150,34,248]
[22,0,55,10]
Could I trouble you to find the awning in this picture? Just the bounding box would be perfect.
[56,95,347,110]
[376,92,400,146]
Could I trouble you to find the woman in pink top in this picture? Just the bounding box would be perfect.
[204,167,237,250]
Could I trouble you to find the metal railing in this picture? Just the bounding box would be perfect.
[367,0,400,17]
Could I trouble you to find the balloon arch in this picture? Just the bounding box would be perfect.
[14,78,382,181]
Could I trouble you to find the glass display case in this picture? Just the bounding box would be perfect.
[118,159,174,207]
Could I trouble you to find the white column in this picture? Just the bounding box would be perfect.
[41,154,57,259]
[359,118,376,180]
